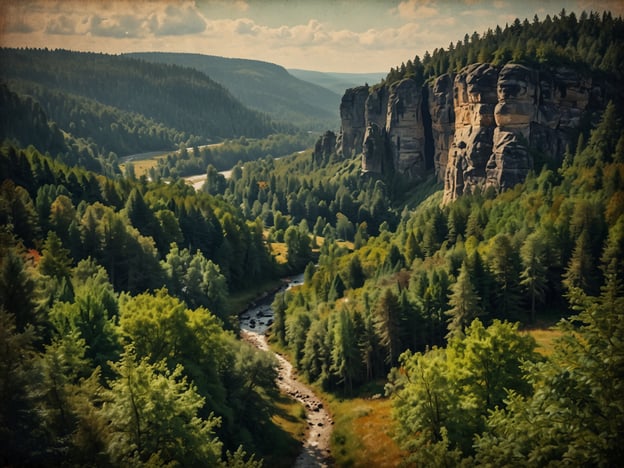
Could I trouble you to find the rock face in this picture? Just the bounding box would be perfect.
[313,130,336,165]
[444,63,499,203]
[386,78,428,178]
[337,86,369,157]
[428,74,455,181]
[336,62,602,203]
[485,64,539,192]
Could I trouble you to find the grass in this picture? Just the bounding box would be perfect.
[259,393,308,468]
[320,382,405,468]
[526,327,563,357]
[224,278,283,317]
[269,241,289,265]
[119,153,168,177]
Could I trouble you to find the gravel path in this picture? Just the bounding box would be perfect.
[241,330,334,467]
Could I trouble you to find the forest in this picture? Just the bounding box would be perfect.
[1,8,623,467]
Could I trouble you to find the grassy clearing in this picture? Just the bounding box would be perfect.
[259,393,307,468]
[526,327,563,356]
[269,242,289,264]
[321,383,405,467]
[119,153,167,177]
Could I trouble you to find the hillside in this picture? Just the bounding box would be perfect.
[0,48,281,155]
[287,69,386,95]
[126,52,340,131]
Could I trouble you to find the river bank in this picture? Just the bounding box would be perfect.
[239,274,334,467]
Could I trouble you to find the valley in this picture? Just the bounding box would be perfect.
[1,5,623,468]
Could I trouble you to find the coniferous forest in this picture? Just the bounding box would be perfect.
[1,8,623,468]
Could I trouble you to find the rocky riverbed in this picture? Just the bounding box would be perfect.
[240,274,333,467]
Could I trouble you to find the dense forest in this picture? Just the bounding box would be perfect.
[125,52,340,131]
[0,48,289,176]
[383,9,624,87]
[1,8,623,467]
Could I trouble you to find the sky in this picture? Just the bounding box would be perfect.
[0,0,622,73]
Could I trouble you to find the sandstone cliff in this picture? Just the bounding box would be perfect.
[336,62,600,203]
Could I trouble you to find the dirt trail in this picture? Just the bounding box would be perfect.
[242,330,333,467]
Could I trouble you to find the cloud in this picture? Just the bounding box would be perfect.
[234,18,259,36]
[149,4,207,36]
[89,13,146,38]
[4,19,36,34]
[578,0,624,16]
[45,15,78,35]
[392,0,438,20]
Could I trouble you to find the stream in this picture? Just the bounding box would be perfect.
[240,274,334,467]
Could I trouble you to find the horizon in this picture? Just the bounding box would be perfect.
[1,0,622,74]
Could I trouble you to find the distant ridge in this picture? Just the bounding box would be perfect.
[288,69,386,95]
[126,52,340,131]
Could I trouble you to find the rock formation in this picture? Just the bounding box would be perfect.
[444,63,499,203]
[336,62,602,203]
[428,73,455,181]
[337,86,368,157]
[386,78,428,178]
[313,130,336,165]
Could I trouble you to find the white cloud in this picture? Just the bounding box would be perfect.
[45,15,78,35]
[149,4,207,36]
[392,0,438,20]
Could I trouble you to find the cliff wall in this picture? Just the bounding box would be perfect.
[336,62,600,202]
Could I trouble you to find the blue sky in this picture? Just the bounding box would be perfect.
[1,0,621,72]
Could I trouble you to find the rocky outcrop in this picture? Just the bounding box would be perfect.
[313,130,336,165]
[362,123,387,174]
[485,64,539,192]
[337,86,368,157]
[428,74,455,181]
[336,62,601,203]
[386,78,428,178]
[444,63,499,203]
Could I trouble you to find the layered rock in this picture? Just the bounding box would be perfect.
[444,63,499,203]
[485,64,539,191]
[428,73,455,181]
[337,86,369,157]
[386,78,428,179]
[313,130,336,165]
[336,62,598,203]
[362,123,387,174]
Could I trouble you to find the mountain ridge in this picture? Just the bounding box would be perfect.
[287,69,386,95]
[125,52,341,131]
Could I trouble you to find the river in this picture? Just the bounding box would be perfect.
[239,274,334,467]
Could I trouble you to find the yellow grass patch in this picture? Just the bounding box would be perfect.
[119,154,167,177]
[269,242,289,264]
[526,327,563,357]
[328,395,405,467]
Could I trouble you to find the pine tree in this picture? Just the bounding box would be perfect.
[445,259,482,339]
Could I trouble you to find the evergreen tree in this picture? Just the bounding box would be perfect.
[445,259,482,339]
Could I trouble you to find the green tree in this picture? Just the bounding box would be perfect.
[445,259,482,339]
[330,308,360,393]
[101,346,223,466]
[488,234,522,318]
[0,246,38,331]
[475,275,624,465]
[375,288,402,366]
[519,232,548,322]
[388,319,537,461]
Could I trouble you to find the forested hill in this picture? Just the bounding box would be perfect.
[0,48,282,152]
[126,52,340,131]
